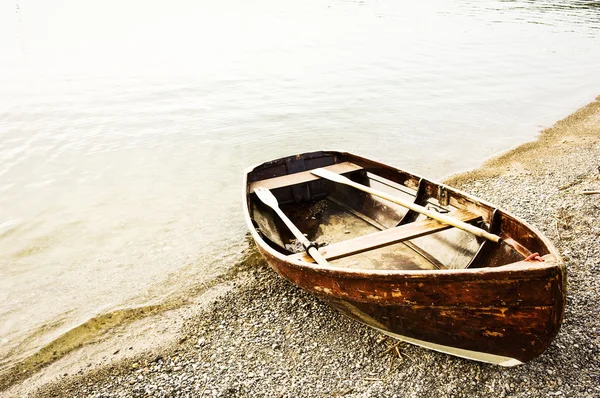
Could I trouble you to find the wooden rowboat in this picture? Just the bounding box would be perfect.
[243,151,566,366]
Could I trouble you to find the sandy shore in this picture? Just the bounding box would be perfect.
[3,96,600,397]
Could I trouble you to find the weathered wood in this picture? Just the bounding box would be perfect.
[248,162,362,193]
[288,210,480,263]
[254,187,329,266]
[256,242,564,364]
[327,197,387,230]
[366,173,419,197]
[397,178,428,226]
[244,150,566,366]
[331,299,557,360]
[503,238,532,258]
[465,208,501,269]
[312,168,502,243]
[328,196,448,270]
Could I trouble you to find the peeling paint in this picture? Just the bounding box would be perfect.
[483,330,504,337]
[313,286,332,294]
[245,151,566,365]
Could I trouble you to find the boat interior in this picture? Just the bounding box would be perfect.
[246,152,552,271]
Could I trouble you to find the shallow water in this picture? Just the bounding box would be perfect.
[1,0,599,370]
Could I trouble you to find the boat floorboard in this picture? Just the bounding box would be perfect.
[283,198,444,271]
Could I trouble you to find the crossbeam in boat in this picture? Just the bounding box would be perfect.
[248,162,363,193]
[287,209,481,263]
[326,197,448,270]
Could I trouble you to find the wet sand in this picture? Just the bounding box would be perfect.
[2,96,600,397]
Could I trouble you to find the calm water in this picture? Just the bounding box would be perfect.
[1,0,599,370]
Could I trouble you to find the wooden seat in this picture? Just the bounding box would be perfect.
[287,209,481,263]
[248,162,362,193]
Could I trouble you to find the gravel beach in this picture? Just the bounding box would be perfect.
[3,97,600,397]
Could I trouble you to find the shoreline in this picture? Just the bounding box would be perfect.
[3,96,600,397]
[444,95,600,186]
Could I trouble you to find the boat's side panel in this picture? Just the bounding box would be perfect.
[327,298,558,362]
[256,244,565,364]
[370,327,523,367]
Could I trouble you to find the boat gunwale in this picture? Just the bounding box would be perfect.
[242,150,565,278]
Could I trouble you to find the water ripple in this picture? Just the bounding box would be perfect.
[1,0,599,370]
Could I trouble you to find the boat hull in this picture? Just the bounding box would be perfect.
[244,151,566,365]
[256,244,564,365]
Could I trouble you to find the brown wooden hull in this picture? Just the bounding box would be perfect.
[257,245,564,365]
[244,151,566,365]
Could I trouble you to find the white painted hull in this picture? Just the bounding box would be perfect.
[373,326,523,367]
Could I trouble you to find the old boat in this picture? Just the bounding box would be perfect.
[243,150,565,366]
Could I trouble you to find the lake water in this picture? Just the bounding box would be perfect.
[1,0,599,371]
